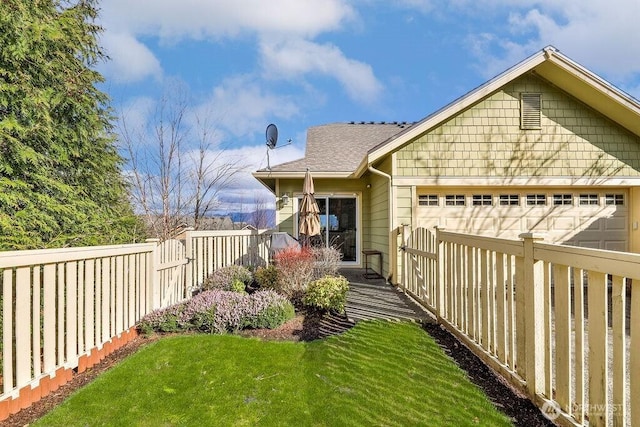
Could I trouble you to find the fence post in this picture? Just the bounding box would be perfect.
[434,226,445,319]
[518,233,546,397]
[146,239,160,311]
[401,224,411,292]
[183,228,195,296]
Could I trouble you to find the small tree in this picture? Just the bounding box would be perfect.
[120,87,247,240]
[250,194,272,229]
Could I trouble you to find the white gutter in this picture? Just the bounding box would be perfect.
[367,163,395,282]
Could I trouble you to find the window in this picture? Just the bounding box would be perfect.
[605,194,624,205]
[472,194,492,206]
[418,195,438,206]
[526,194,546,205]
[445,195,465,206]
[553,194,573,205]
[521,93,541,129]
[579,194,599,205]
[499,194,519,206]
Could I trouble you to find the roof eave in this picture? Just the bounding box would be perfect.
[367,49,549,164]
[252,170,353,179]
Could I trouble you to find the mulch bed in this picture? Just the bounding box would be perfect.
[5,311,555,426]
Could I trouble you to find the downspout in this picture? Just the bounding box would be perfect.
[367,164,396,283]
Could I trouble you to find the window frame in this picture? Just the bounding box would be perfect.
[526,194,547,206]
[418,194,439,206]
[472,194,493,206]
[445,194,466,206]
[553,194,573,206]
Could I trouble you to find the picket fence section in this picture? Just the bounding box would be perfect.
[0,243,156,410]
[0,229,271,419]
[185,229,272,291]
[400,226,638,427]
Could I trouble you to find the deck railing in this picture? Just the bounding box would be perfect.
[400,226,638,427]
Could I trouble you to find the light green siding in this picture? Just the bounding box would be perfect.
[396,74,640,178]
[368,157,392,277]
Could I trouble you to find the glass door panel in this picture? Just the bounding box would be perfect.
[328,198,356,261]
[297,196,357,263]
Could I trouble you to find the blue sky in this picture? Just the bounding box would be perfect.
[95,0,640,213]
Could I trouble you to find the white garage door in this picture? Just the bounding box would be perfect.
[416,189,628,251]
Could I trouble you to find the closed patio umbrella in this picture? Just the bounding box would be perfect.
[299,168,320,245]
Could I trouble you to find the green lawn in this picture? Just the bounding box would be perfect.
[35,321,512,426]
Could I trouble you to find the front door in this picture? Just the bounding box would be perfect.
[299,196,358,263]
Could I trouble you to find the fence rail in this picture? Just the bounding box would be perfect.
[400,226,638,427]
[0,229,272,420]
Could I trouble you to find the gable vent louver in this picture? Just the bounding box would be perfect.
[521,93,541,129]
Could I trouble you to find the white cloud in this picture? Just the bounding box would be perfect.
[99,32,162,83]
[260,38,383,104]
[100,0,354,41]
[97,1,381,102]
[460,0,640,84]
[193,143,305,212]
[192,75,300,140]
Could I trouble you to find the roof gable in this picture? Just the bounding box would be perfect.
[355,46,640,176]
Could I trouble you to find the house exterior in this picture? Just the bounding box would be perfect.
[253,46,640,283]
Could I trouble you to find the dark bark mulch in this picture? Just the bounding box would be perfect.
[423,322,556,427]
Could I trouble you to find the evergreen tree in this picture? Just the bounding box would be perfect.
[0,0,144,249]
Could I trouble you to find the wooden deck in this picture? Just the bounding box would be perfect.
[339,268,434,324]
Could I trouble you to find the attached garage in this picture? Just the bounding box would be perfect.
[415,188,628,251]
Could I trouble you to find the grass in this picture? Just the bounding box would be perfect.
[35,321,512,426]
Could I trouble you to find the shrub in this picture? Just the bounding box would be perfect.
[137,303,188,335]
[273,247,315,302]
[230,279,246,294]
[303,275,349,314]
[202,265,252,291]
[310,246,342,280]
[138,289,295,335]
[254,264,280,290]
[244,291,295,329]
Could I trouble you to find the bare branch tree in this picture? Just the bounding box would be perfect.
[250,194,272,229]
[119,86,247,240]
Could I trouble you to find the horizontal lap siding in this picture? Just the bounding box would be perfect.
[369,170,390,277]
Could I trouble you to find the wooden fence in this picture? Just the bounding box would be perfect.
[400,226,638,427]
[0,228,272,420]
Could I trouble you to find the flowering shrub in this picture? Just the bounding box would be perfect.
[137,303,189,335]
[137,289,294,335]
[303,275,349,314]
[202,265,252,292]
[273,247,315,302]
[243,290,295,329]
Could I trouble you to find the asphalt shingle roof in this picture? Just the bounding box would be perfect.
[263,122,409,173]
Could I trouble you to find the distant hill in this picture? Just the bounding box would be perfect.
[228,209,275,229]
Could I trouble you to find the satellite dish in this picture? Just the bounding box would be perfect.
[266,123,278,149]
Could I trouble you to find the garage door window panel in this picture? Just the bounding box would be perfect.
[499,195,519,206]
[526,194,547,206]
[472,195,492,206]
[579,194,599,206]
[445,195,465,206]
[605,194,624,205]
[418,195,439,206]
[553,194,573,206]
